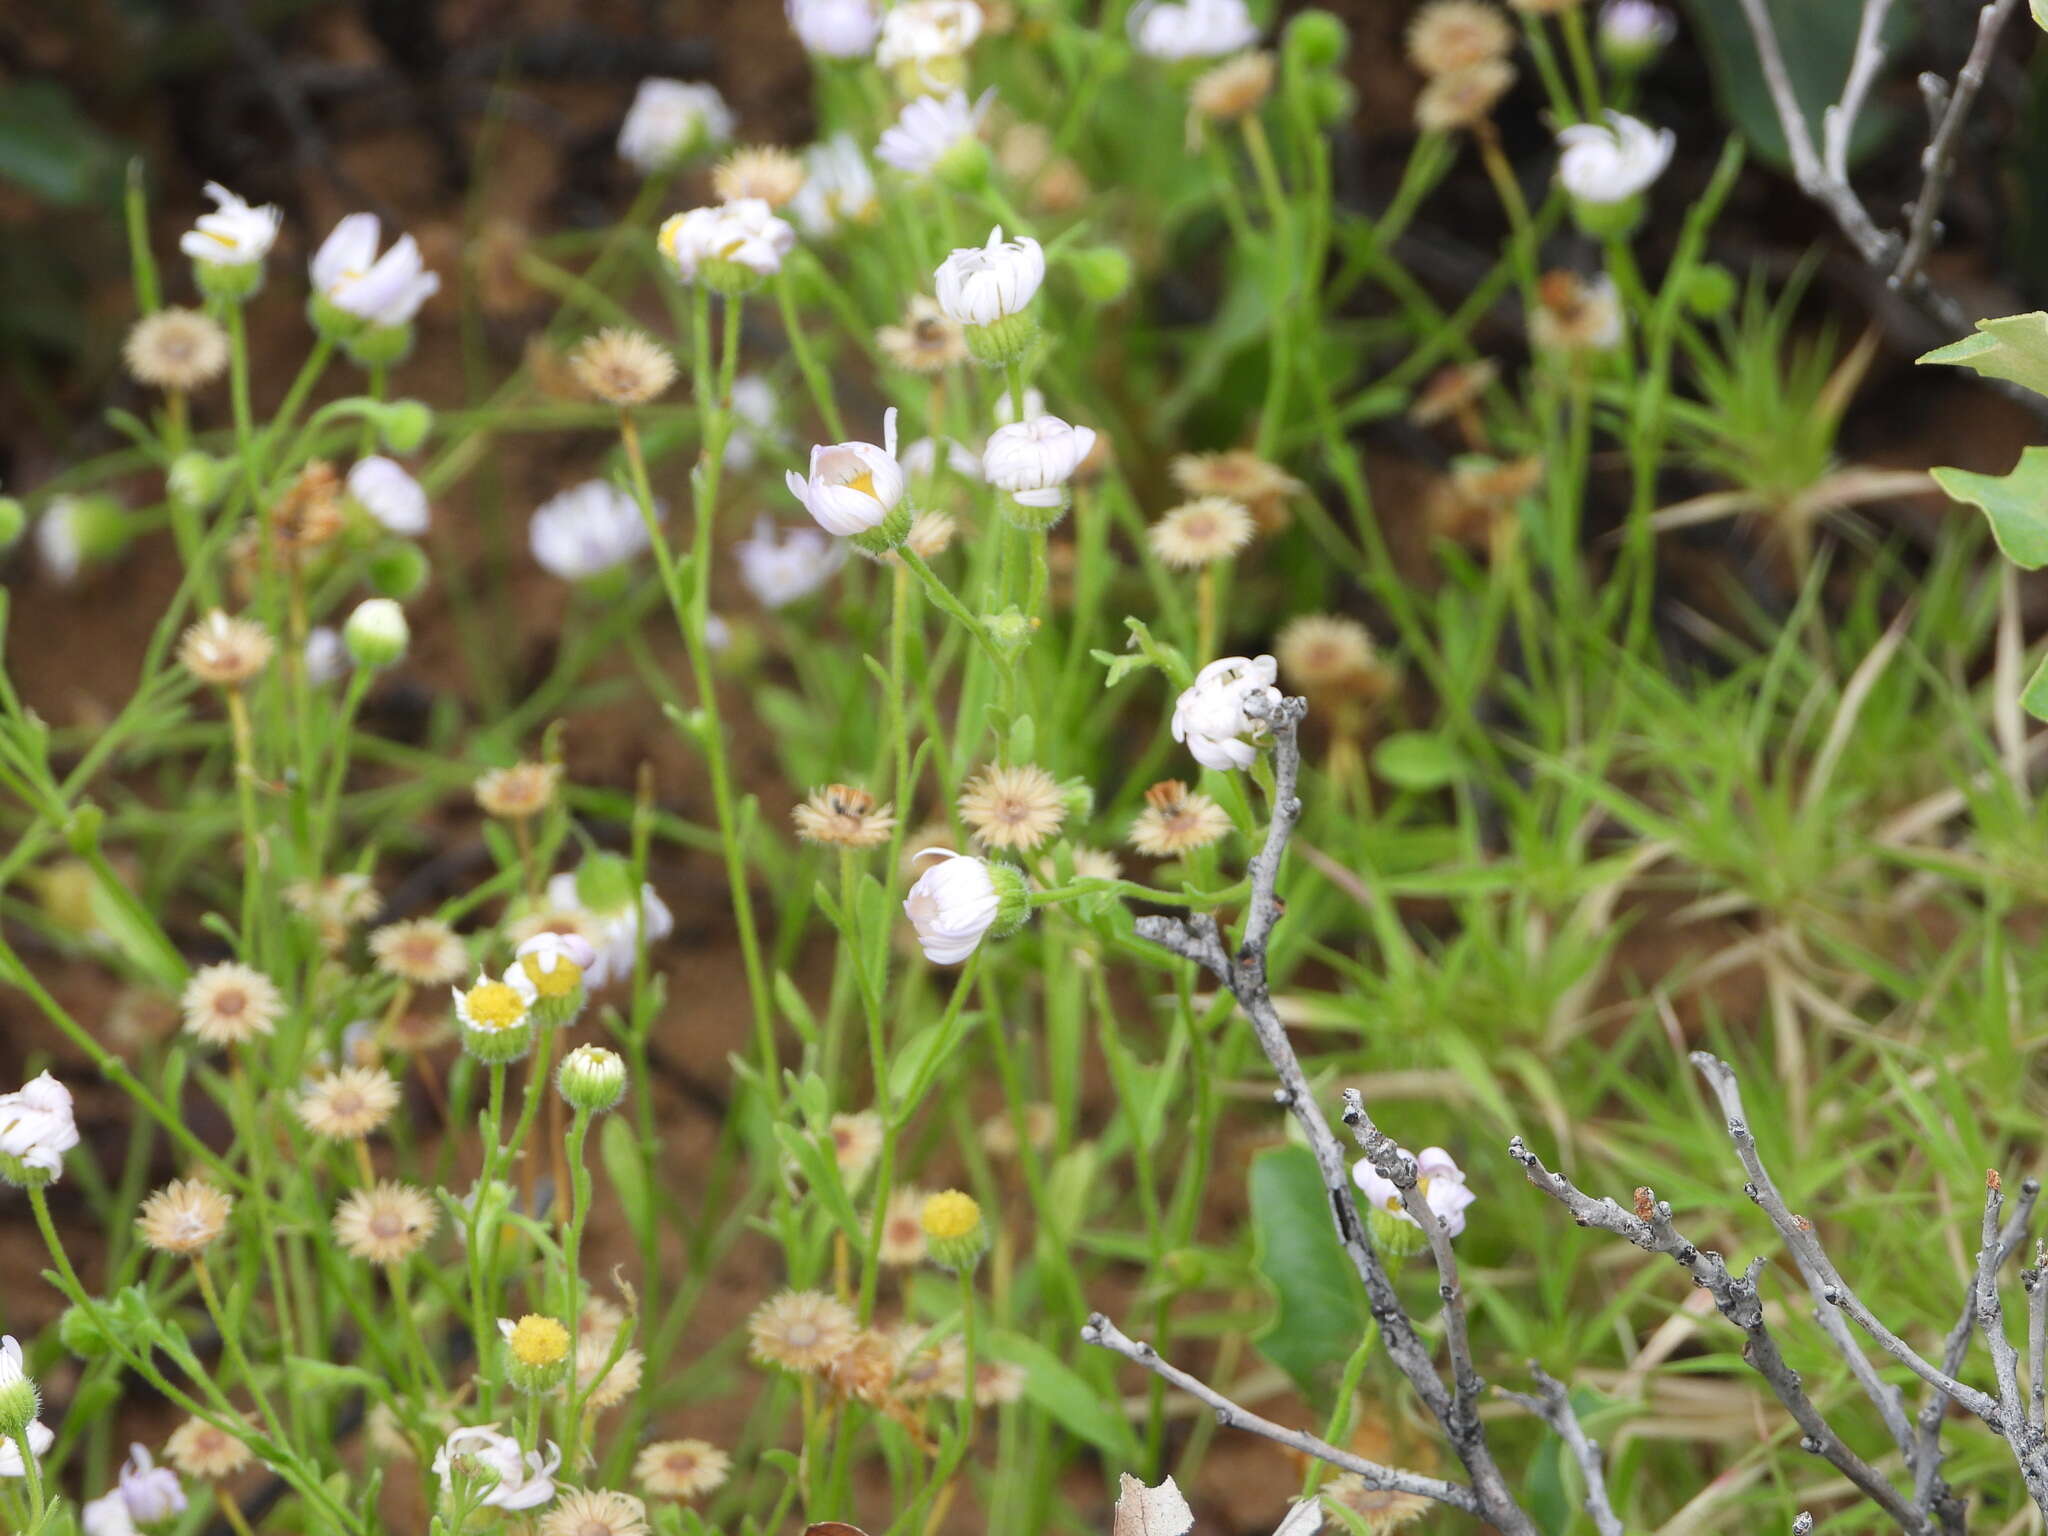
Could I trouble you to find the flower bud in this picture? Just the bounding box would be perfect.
[0,1338,39,1441]
[1597,0,1675,73]
[366,540,431,599]
[1683,262,1737,319]
[981,606,1034,661]
[1366,1201,1428,1261]
[0,497,22,554]
[168,452,230,514]
[574,852,638,915]
[919,1189,989,1272]
[1283,9,1349,72]
[193,258,264,305]
[306,290,364,343]
[1567,192,1644,242]
[57,1304,112,1360]
[498,1314,571,1393]
[343,598,409,669]
[1302,74,1356,126]
[557,1044,627,1114]
[1067,245,1132,305]
[377,400,435,455]
[932,134,992,193]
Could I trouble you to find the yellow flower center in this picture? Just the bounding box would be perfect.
[508,1314,570,1367]
[520,953,583,998]
[921,1189,982,1241]
[843,470,877,499]
[463,981,527,1030]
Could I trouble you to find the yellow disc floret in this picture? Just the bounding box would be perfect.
[920,1189,982,1242]
[519,952,583,998]
[462,980,527,1031]
[507,1314,570,1368]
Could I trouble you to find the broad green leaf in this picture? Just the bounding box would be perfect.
[2025,653,2048,722]
[1929,448,2048,568]
[600,1113,652,1228]
[1918,313,2048,400]
[1249,1144,1368,1402]
[2035,0,2047,32]
[983,1329,1139,1465]
[0,82,123,205]
[1373,731,1466,791]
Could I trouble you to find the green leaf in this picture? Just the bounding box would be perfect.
[0,82,123,205]
[1093,648,1154,689]
[1249,1144,1368,1402]
[1929,448,2048,568]
[982,1329,1139,1465]
[2023,652,2048,723]
[1918,313,2048,400]
[599,1113,651,1227]
[2035,0,2048,32]
[1373,731,1467,790]
[285,1358,384,1396]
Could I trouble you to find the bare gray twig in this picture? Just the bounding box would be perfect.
[1496,1364,1624,1536]
[1079,1313,1483,1517]
[1973,1175,2048,1509]
[1895,0,2025,290]
[2026,1252,2045,1432]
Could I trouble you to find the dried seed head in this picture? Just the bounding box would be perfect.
[569,327,678,407]
[712,145,808,207]
[124,308,230,391]
[137,1178,232,1254]
[1413,60,1515,132]
[1406,0,1514,76]
[165,1415,255,1480]
[793,783,897,848]
[178,610,275,688]
[180,961,284,1046]
[475,760,561,820]
[1190,52,1276,123]
[1129,780,1234,856]
[877,295,969,375]
[369,918,470,986]
[748,1289,858,1374]
[295,1066,402,1141]
[333,1180,439,1264]
[1276,615,1392,702]
[1147,496,1255,568]
[634,1438,730,1500]
[958,761,1067,852]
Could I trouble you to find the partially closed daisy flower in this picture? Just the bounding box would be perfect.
[785,409,909,550]
[792,784,896,848]
[959,762,1067,852]
[1148,496,1254,568]
[569,329,677,408]
[530,482,654,584]
[876,0,985,93]
[295,1067,401,1141]
[137,1178,232,1255]
[453,972,536,1063]
[617,79,734,174]
[180,962,284,1048]
[541,1489,649,1536]
[635,1439,729,1501]
[333,1181,438,1264]
[370,918,470,986]
[658,200,796,293]
[748,1289,858,1373]
[124,309,230,392]
[1129,780,1233,857]
[876,89,991,179]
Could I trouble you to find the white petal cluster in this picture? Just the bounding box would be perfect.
[877,1,985,90]
[84,1444,186,1536]
[1170,654,1281,772]
[737,517,848,608]
[433,1426,561,1512]
[1556,110,1674,204]
[1128,0,1260,59]
[1599,0,1676,52]
[659,199,797,283]
[785,409,906,537]
[179,183,281,267]
[0,1421,53,1479]
[0,1072,78,1182]
[903,850,1000,964]
[543,871,675,989]
[1352,1145,1477,1238]
[901,436,982,480]
[723,374,783,472]
[790,134,879,237]
[529,480,652,582]
[982,415,1096,508]
[347,456,429,536]
[934,226,1045,326]
[617,79,734,174]
[311,214,440,326]
[787,0,881,56]
[876,90,990,177]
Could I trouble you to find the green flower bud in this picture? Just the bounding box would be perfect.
[981,606,1034,661]
[697,259,772,298]
[343,598,409,669]
[0,497,23,553]
[1067,245,1132,306]
[366,540,431,599]
[1058,776,1096,823]
[1303,74,1356,127]
[934,135,992,194]
[377,400,435,455]
[1683,262,1738,319]
[57,1304,112,1361]
[168,451,230,514]
[987,860,1031,936]
[1366,1202,1426,1262]
[1283,10,1349,72]
[306,291,365,343]
[558,1044,627,1114]
[574,853,639,916]
[997,489,1069,532]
